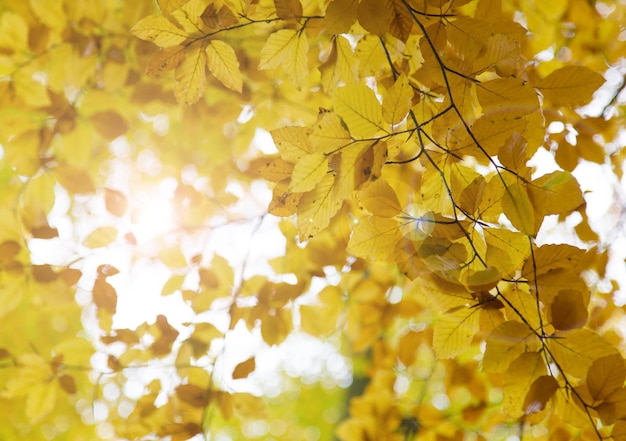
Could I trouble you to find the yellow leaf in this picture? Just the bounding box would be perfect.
[309,112,352,154]
[476,77,539,118]
[158,246,188,268]
[465,266,501,292]
[145,46,186,77]
[297,174,342,239]
[382,74,414,125]
[174,43,207,105]
[502,352,546,417]
[358,179,402,217]
[206,40,243,93]
[30,0,66,28]
[0,12,28,51]
[527,171,584,216]
[502,182,535,236]
[170,0,210,33]
[231,392,267,419]
[0,271,23,318]
[320,36,358,92]
[26,382,58,424]
[289,153,328,193]
[131,14,188,47]
[586,354,625,402]
[324,0,358,34]
[161,274,185,296]
[269,180,301,216]
[347,216,402,260]
[433,306,480,359]
[549,328,618,378]
[259,29,309,87]
[232,356,256,379]
[90,110,129,140]
[271,126,313,162]
[333,84,387,138]
[538,66,605,107]
[483,320,535,373]
[12,72,51,107]
[523,375,558,415]
[83,226,118,249]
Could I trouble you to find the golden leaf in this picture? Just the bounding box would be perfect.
[259,29,309,87]
[502,182,535,236]
[206,40,243,92]
[271,126,313,162]
[502,351,546,417]
[297,174,342,239]
[324,0,358,34]
[382,74,414,125]
[358,179,402,217]
[309,112,352,154]
[358,0,393,35]
[289,153,328,193]
[232,356,256,379]
[548,328,618,379]
[274,0,303,20]
[586,354,625,402]
[433,306,481,359]
[483,320,535,373]
[527,170,584,217]
[523,375,558,415]
[105,188,128,217]
[0,12,28,51]
[53,164,96,194]
[174,43,207,105]
[90,110,129,140]
[131,14,189,47]
[175,384,209,407]
[538,66,605,107]
[550,289,588,330]
[333,84,387,138]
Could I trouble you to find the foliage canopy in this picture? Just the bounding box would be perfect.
[1,0,626,440]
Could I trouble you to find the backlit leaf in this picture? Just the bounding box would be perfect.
[289,153,328,193]
[483,320,535,373]
[382,74,414,125]
[131,14,189,47]
[83,226,118,248]
[538,66,605,107]
[433,306,480,359]
[586,354,625,402]
[333,84,387,138]
[550,289,588,330]
[174,43,207,104]
[502,182,535,236]
[523,375,558,415]
[259,29,309,87]
[502,351,546,417]
[206,40,243,93]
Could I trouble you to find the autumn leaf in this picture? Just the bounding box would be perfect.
[333,84,387,138]
[206,40,243,92]
[232,356,256,379]
[174,43,207,105]
[538,66,605,107]
[259,29,309,87]
[131,14,189,47]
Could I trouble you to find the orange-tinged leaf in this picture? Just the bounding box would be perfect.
[176,384,209,407]
[90,111,128,140]
[523,375,558,414]
[174,43,207,104]
[232,356,256,379]
[502,182,535,236]
[550,289,588,330]
[105,188,128,217]
[83,226,118,248]
[613,421,626,441]
[333,84,387,138]
[274,0,303,20]
[433,306,480,359]
[586,354,625,402]
[358,0,393,35]
[206,40,243,93]
[289,153,328,193]
[131,14,188,47]
[382,74,413,125]
[93,277,117,314]
[53,164,96,194]
[483,320,534,373]
[538,66,605,107]
[324,0,358,34]
[58,374,76,394]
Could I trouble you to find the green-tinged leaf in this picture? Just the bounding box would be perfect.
[527,170,584,216]
[538,66,605,107]
[206,40,243,92]
[161,274,185,296]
